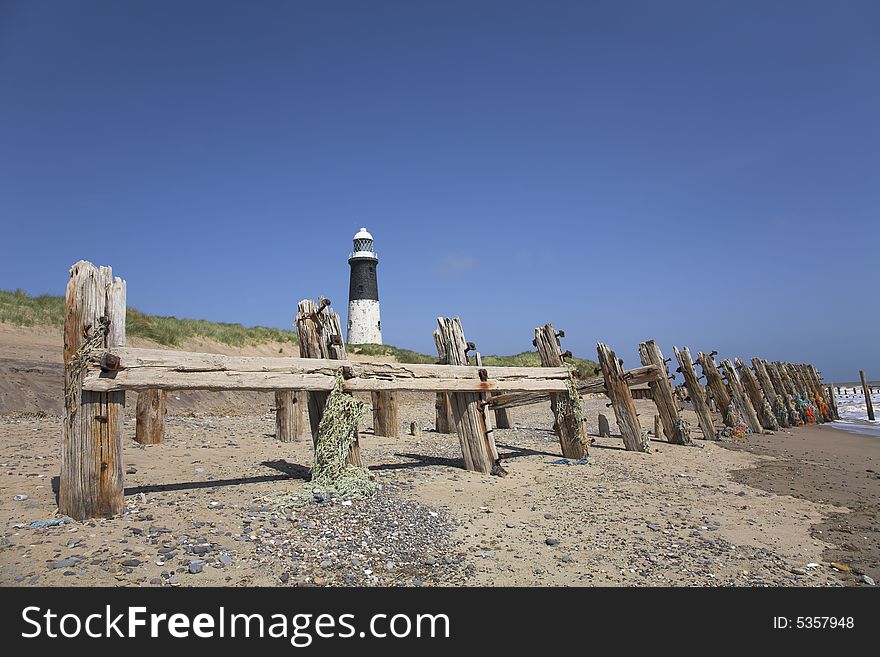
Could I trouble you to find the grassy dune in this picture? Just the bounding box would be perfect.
[1,289,599,373]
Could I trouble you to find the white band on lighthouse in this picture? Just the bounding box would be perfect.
[347,298,382,344]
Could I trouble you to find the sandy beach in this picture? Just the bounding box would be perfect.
[0,323,875,587]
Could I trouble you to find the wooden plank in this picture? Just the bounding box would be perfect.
[436,317,499,474]
[135,389,166,445]
[673,346,717,440]
[697,352,733,425]
[639,340,688,444]
[860,369,875,421]
[296,298,361,466]
[535,324,587,458]
[60,261,126,521]
[485,364,662,411]
[597,342,648,452]
[735,358,778,430]
[720,359,763,434]
[371,390,399,437]
[274,390,306,442]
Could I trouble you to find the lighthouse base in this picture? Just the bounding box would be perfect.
[347,299,382,344]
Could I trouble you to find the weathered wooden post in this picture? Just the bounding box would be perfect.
[766,360,801,426]
[752,358,788,428]
[432,328,456,433]
[860,370,875,421]
[296,298,362,466]
[697,352,733,425]
[674,346,717,440]
[436,317,500,474]
[372,391,399,437]
[597,342,649,452]
[827,385,839,420]
[639,340,689,444]
[135,389,166,445]
[736,358,778,431]
[535,324,588,458]
[721,359,763,434]
[474,352,495,434]
[60,261,127,520]
[598,413,610,438]
[274,390,306,442]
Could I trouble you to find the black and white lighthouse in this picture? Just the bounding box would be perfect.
[347,227,382,344]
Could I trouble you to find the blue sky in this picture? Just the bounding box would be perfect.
[1,1,877,381]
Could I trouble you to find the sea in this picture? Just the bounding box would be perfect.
[827,389,880,437]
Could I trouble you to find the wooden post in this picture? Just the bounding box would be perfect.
[736,359,778,430]
[409,421,422,437]
[653,414,661,439]
[275,390,306,442]
[721,359,763,434]
[638,340,688,444]
[474,353,495,433]
[827,385,839,420]
[860,370,875,421]
[766,360,801,426]
[372,391,399,437]
[436,317,499,474]
[597,342,648,452]
[752,358,788,428]
[674,346,717,440]
[60,261,126,520]
[697,352,733,425]
[598,413,610,438]
[432,328,456,433]
[535,324,587,458]
[135,389,166,445]
[296,298,361,466]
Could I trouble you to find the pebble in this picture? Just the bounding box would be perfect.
[188,561,204,574]
[863,575,875,586]
[121,559,141,567]
[13,494,28,501]
[545,537,560,546]
[219,555,233,565]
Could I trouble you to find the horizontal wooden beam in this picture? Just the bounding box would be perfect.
[486,363,663,410]
[81,347,572,393]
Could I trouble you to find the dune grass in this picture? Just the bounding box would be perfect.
[0,289,298,348]
[1,289,600,371]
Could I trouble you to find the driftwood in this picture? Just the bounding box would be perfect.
[61,261,126,521]
[135,389,166,445]
[436,317,499,474]
[765,360,801,425]
[752,358,788,428]
[720,359,763,434]
[597,343,648,452]
[535,324,587,459]
[673,346,717,440]
[639,340,688,444]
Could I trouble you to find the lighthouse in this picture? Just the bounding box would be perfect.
[347,227,382,344]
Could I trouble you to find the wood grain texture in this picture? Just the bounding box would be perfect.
[135,389,166,445]
[860,369,875,421]
[535,324,587,458]
[721,359,763,434]
[436,317,498,474]
[735,358,778,431]
[597,342,648,452]
[60,261,126,520]
[371,391,399,437]
[674,346,717,440]
[639,340,688,444]
[752,358,788,428]
[697,352,732,425]
[274,390,306,442]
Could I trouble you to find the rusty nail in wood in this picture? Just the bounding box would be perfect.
[561,350,572,360]
[556,330,565,338]
[100,353,121,372]
[341,366,355,379]
[465,341,476,353]
[478,368,488,382]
